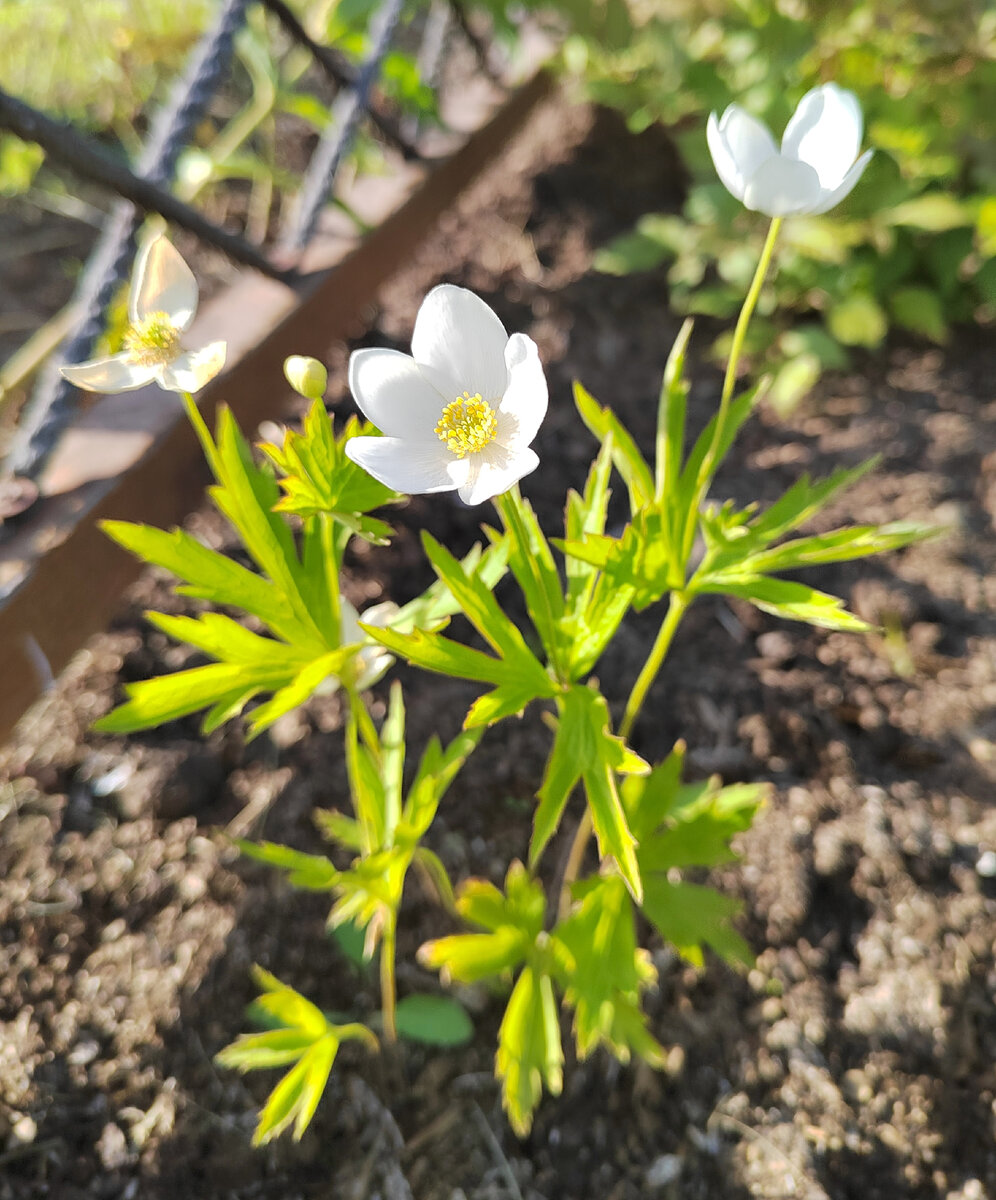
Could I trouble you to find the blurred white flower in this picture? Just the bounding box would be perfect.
[344,285,548,506]
[61,234,226,394]
[707,83,873,217]
[343,599,397,690]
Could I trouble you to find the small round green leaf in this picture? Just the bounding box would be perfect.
[395,993,473,1047]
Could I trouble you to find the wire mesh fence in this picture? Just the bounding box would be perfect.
[0,0,504,484]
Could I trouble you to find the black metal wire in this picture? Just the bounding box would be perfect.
[282,0,406,252]
[6,0,253,480]
[259,0,423,161]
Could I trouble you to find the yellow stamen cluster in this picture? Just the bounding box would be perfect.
[123,310,181,367]
[434,392,498,458]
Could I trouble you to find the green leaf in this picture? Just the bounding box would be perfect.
[557,505,682,612]
[620,740,687,843]
[573,381,653,514]
[419,925,530,984]
[492,492,568,676]
[365,546,555,729]
[769,353,821,416]
[392,541,509,633]
[261,406,400,533]
[635,779,767,874]
[101,519,308,645]
[420,532,541,668]
[532,686,647,900]
[495,966,563,1138]
[748,460,879,544]
[593,227,672,275]
[395,994,474,1047]
[655,318,693,505]
[889,286,948,343]
[885,193,971,232]
[828,294,888,348]
[419,862,545,984]
[236,840,340,890]
[641,878,752,968]
[553,875,664,1065]
[740,522,936,575]
[694,575,872,632]
[93,661,290,733]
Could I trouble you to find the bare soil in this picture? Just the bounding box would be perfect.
[2,91,995,1200]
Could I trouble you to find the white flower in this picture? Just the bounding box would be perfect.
[344,285,548,506]
[707,83,873,217]
[343,599,397,691]
[61,234,226,394]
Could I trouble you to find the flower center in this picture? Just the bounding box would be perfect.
[123,311,181,367]
[434,392,498,458]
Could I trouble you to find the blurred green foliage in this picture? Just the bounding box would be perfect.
[0,0,438,234]
[478,0,996,407]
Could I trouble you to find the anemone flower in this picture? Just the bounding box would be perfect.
[61,234,226,394]
[344,285,548,506]
[342,599,396,690]
[707,83,873,217]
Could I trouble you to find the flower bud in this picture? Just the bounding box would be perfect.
[284,355,328,400]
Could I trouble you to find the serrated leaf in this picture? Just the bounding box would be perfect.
[236,840,340,890]
[741,521,936,575]
[392,541,509,634]
[748,460,879,544]
[573,381,653,514]
[495,966,563,1138]
[261,405,400,527]
[395,994,474,1047]
[695,575,872,631]
[553,875,662,1064]
[101,519,308,644]
[532,686,646,900]
[419,925,530,984]
[492,492,568,675]
[641,877,752,968]
[93,661,291,733]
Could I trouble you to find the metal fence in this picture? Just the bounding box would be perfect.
[0,0,497,481]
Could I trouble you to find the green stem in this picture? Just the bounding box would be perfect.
[380,916,397,1044]
[619,590,689,742]
[179,390,220,476]
[683,216,781,561]
[559,591,690,916]
[319,512,342,642]
[346,684,381,761]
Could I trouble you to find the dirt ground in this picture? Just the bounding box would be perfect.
[2,90,996,1200]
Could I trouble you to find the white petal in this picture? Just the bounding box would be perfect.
[707,110,746,200]
[496,333,547,448]
[60,354,157,393]
[339,598,362,643]
[359,600,399,629]
[715,106,778,189]
[808,149,874,215]
[349,348,449,439]
[781,83,864,189]
[345,435,469,495]
[411,284,509,402]
[457,444,539,506]
[742,155,823,216]
[129,235,199,330]
[159,341,227,393]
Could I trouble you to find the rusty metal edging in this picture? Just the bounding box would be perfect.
[0,70,553,743]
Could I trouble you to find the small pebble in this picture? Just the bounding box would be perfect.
[645,1154,682,1187]
[975,850,996,878]
[11,1115,37,1145]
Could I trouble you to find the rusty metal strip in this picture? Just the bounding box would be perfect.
[0,70,553,742]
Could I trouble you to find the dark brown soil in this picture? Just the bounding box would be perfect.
[2,92,995,1200]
